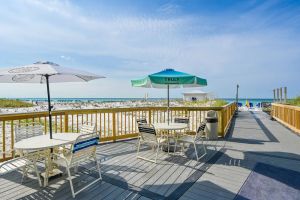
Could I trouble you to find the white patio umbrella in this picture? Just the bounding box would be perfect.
[0,61,105,139]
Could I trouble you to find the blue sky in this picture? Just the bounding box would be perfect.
[0,0,299,98]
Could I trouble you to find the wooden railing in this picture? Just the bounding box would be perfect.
[272,103,300,134]
[0,102,236,161]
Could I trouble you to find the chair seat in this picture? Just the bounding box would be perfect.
[0,157,29,175]
[177,135,195,143]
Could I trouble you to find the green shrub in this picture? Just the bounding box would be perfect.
[287,96,300,106]
[212,99,228,107]
[0,99,33,108]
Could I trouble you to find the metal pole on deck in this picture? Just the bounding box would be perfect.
[167,84,170,125]
[45,75,53,139]
[236,84,239,113]
[280,88,283,103]
[284,87,287,103]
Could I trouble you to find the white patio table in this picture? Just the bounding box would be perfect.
[153,123,188,152]
[153,123,188,131]
[14,133,80,186]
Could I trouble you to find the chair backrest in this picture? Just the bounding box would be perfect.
[15,122,44,142]
[174,116,189,124]
[138,123,157,143]
[79,122,96,134]
[174,116,190,129]
[136,118,147,124]
[196,121,206,141]
[70,132,99,166]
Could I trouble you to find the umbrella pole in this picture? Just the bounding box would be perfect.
[45,75,53,139]
[167,84,170,125]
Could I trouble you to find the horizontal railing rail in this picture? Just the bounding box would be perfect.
[0,102,236,161]
[271,103,300,134]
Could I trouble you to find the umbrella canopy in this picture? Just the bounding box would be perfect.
[0,61,104,83]
[131,68,207,88]
[0,61,105,138]
[131,68,207,123]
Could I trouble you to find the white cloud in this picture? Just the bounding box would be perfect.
[0,0,299,98]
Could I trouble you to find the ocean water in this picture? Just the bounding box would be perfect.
[13,97,273,106]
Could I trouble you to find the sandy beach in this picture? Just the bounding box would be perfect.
[0,99,219,114]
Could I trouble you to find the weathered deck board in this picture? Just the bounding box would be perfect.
[1,111,300,199]
[179,111,300,200]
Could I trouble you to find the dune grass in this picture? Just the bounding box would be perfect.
[287,96,300,106]
[184,100,208,106]
[183,99,228,107]
[0,99,33,108]
[212,99,228,107]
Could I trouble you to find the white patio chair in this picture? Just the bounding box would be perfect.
[79,122,96,134]
[135,118,148,145]
[136,118,147,124]
[0,153,42,186]
[136,123,168,163]
[173,116,190,136]
[0,122,44,186]
[53,132,101,198]
[60,122,96,154]
[175,121,207,161]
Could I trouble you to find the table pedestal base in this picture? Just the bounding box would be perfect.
[41,168,63,186]
[162,142,176,152]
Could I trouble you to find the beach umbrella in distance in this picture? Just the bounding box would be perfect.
[131,68,207,123]
[0,61,105,139]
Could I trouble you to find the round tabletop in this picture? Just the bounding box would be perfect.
[14,133,80,150]
[153,123,187,130]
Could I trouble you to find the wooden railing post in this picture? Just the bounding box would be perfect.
[221,109,226,137]
[148,109,152,124]
[64,113,69,133]
[2,121,6,160]
[112,112,116,142]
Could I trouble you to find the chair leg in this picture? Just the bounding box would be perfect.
[94,156,102,180]
[155,143,160,163]
[201,137,207,154]
[167,137,171,154]
[74,165,78,173]
[33,162,42,187]
[21,165,29,183]
[67,167,75,198]
[193,142,199,161]
[136,138,141,158]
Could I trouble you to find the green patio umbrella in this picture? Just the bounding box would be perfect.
[131,68,207,123]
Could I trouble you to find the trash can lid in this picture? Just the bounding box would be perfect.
[207,110,218,118]
[206,117,218,123]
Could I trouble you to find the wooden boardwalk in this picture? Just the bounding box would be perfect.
[1,111,300,199]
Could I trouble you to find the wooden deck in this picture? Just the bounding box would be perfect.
[1,111,300,199]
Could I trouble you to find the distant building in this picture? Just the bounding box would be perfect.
[183,90,209,101]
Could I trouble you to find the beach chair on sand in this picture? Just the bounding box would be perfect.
[136,123,168,163]
[249,103,253,109]
[53,133,102,198]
